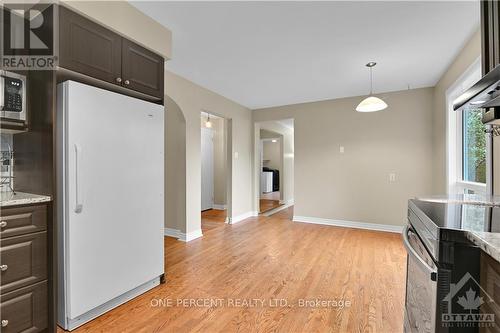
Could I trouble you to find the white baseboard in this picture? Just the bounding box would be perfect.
[164,228,180,238]
[230,211,259,224]
[212,204,227,210]
[292,215,403,233]
[164,228,203,242]
[179,229,203,242]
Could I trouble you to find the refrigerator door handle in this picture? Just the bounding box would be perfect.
[74,144,83,213]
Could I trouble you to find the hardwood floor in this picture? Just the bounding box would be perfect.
[201,209,227,233]
[58,207,406,333]
[259,199,282,213]
[261,191,280,200]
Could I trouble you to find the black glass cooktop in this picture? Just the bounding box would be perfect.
[411,199,500,233]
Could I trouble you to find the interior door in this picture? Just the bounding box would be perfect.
[61,81,164,319]
[201,128,214,211]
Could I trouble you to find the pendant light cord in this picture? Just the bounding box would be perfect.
[369,66,373,95]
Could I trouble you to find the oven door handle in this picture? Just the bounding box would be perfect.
[402,225,437,281]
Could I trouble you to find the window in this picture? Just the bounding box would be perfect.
[447,58,490,196]
[462,107,486,184]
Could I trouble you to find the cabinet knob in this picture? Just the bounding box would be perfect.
[0,221,6,228]
[115,77,122,83]
[1,319,8,327]
[124,80,130,85]
[0,265,8,272]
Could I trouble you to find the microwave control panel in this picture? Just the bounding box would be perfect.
[2,76,24,112]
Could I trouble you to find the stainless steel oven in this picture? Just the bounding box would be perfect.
[404,199,485,333]
[403,225,438,333]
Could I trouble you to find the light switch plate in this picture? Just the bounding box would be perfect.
[340,146,344,153]
[389,173,396,183]
[234,152,239,159]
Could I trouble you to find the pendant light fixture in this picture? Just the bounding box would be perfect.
[205,112,212,128]
[356,62,388,112]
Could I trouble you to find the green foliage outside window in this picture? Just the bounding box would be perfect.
[463,108,486,184]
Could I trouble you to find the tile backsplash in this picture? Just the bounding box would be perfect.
[0,134,14,192]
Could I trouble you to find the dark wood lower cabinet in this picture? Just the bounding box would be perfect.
[0,204,50,333]
[0,281,48,333]
[480,252,500,332]
[0,232,47,294]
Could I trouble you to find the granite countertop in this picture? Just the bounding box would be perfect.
[0,191,52,207]
[466,231,500,263]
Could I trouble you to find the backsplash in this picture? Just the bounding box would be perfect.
[0,134,14,192]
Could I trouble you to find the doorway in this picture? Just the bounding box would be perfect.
[260,135,282,212]
[255,119,294,215]
[201,112,230,229]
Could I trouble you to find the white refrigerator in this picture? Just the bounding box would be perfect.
[56,81,164,330]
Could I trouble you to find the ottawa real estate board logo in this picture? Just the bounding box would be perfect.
[1,3,57,70]
[442,272,495,329]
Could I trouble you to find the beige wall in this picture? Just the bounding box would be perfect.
[165,97,186,232]
[432,30,481,194]
[166,71,253,233]
[253,88,434,227]
[200,116,227,206]
[61,1,172,59]
[263,140,281,171]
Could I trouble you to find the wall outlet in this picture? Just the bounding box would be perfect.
[340,146,345,153]
[389,173,396,183]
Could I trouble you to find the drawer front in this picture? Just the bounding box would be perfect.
[0,205,47,239]
[0,232,47,294]
[0,281,48,333]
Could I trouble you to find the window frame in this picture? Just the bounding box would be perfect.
[446,58,491,196]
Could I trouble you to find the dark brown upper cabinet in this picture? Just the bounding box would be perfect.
[59,6,122,85]
[59,6,164,100]
[481,0,500,75]
[122,39,164,99]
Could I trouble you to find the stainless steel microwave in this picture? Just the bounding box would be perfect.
[0,70,27,127]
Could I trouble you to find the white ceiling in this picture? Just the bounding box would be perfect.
[132,1,480,109]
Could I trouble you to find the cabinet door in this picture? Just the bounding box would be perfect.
[0,232,47,294]
[481,0,500,75]
[59,6,122,85]
[0,281,48,333]
[122,39,164,99]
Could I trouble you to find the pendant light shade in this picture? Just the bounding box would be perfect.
[356,62,387,112]
[356,96,388,112]
[205,112,212,128]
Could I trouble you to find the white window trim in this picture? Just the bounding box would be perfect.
[446,57,489,195]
